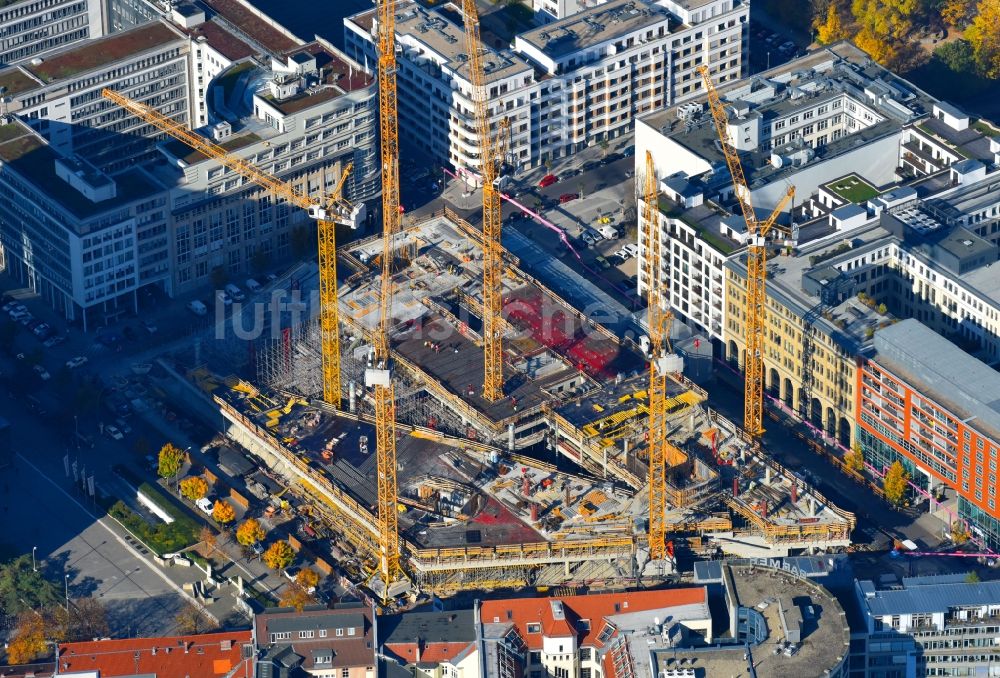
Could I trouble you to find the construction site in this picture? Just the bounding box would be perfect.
[193,205,856,601]
[110,0,856,605]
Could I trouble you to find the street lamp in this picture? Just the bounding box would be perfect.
[64,573,70,611]
[31,546,36,572]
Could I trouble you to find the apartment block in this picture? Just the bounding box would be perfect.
[0,0,104,66]
[854,574,1000,677]
[344,0,746,174]
[858,319,1000,549]
[254,604,376,678]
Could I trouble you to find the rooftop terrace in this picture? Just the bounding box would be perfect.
[200,0,300,54]
[258,44,374,116]
[186,18,255,61]
[0,67,41,97]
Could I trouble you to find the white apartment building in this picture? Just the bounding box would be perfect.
[633,42,954,354]
[0,0,104,66]
[854,574,1000,678]
[344,0,747,174]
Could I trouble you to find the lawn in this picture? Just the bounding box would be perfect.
[825,175,879,204]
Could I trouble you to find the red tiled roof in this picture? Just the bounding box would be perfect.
[58,631,253,678]
[481,589,706,650]
[385,641,477,665]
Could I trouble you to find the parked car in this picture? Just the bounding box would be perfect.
[32,364,50,381]
[245,278,262,293]
[559,193,579,204]
[594,255,611,270]
[141,319,158,334]
[66,356,89,369]
[225,284,244,302]
[42,335,64,348]
[32,323,51,339]
[538,174,559,188]
[104,425,123,441]
[2,301,18,312]
[115,417,132,435]
[215,291,232,307]
[195,497,214,515]
[187,300,208,316]
[623,243,639,257]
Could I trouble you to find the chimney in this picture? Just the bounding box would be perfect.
[415,638,422,663]
[221,639,232,651]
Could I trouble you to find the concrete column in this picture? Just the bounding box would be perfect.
[508,424,515,451]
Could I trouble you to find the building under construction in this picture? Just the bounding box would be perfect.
[199,211,855,599]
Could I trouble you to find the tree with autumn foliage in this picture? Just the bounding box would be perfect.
[6,612,48,664]
[263,540,295,570]
[296,568,320,591]
[844,444,865,472]
[967,0,1000,78]
[815,2,848,43]
[157,443,186,480]
[179,476,208,501]
[883,460,910,506]
[236,517,266,547]
[279,582,317,612]
[851,0,919,66]
[941,0,977,28]
[212,499,236,525]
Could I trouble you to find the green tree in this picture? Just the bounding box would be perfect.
[965,570,981,583]
[236,517,266,547]
[936,38,977,71]
[883,460,910,505]
[0,555,62,614]
[179,476,208,501]
[157,443,185,480]
[599,138,610,157]
[263,540,295,570]
[816,2,848,43]
[967,0,1000,78]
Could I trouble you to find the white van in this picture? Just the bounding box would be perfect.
[224,283,244,302]
[598,225,619,240]
[245,278,262,293]
[187,300,208,315]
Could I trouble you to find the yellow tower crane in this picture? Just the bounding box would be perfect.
[641,150,688,561]
[101,89,360,411]
[460,0,511,402]
[371,0,404,593]
[697,67,794,439]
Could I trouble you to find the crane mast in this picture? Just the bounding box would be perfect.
[642,151,686,561]
[461,0,505,402]
[698,67,793,439]
[371,0,403,591]
[101,88,355,410]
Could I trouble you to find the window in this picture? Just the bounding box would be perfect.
[319,630,328,638]
[299,630,315,639]
[336,628,344,637]
[527,623,541,633]
[348,627,356,636]
[270,632,291,642]
[342,670,349,678]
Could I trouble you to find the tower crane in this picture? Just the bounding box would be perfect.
[697,67,794,439]
[460,0,511,402]
[641,150,687,562]
[370,0,404,593]
[101,89,361,411]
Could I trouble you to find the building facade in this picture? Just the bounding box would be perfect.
[0,0,104,66]
[344,0,747,173]
[382,610,479,678]
[854,574,1000,678]
[858,319,1000,549]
